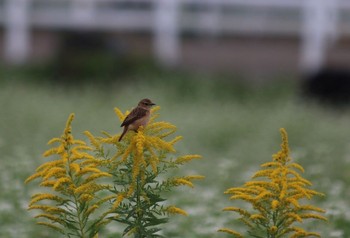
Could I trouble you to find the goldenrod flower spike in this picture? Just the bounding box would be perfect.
[114,107,126,122]
[100,105,204,237]
[26,105,203,238]
[219,128,327,237]
[217,228,243,238]
[26,114,112,237]
[166,206,188,216]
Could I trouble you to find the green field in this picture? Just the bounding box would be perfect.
[1,74,350,238]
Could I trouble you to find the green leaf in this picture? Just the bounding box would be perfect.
[78,201,87,214]
[65,221,79,231]
[147,193,166,203]
[145,228,162,237]
[122,224,135,237]
[109,217,133,225]
[144,218,169,227]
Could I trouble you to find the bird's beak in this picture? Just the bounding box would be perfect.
[151,103,156,106]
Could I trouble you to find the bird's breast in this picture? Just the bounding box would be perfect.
[129,112,150,130]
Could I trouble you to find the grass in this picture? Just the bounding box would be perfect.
[1,73,350,237]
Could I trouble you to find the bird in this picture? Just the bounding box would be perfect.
[118,98,156,142]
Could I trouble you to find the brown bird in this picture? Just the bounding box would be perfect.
[118,98,156,142]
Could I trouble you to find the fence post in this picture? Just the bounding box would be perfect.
[4,0,30,65]
[153,0,180,67]
[300,0,339,74]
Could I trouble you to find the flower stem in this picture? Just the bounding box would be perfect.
[134,175,143,238]
[67,148,86,238]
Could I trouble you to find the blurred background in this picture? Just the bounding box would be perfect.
[1,0,350,237]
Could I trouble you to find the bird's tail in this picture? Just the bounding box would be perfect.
[118,127,128,142]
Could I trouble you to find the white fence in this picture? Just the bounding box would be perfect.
[0,0,350,72]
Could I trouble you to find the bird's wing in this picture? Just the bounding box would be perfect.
[120,107,147,127]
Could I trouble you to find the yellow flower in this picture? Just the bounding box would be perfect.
[222,207,251,217]
[271,199,279,210]
[269,225,278,234]
[80,194,94,202]
[34,214,64,224]
[299,205,326,213]
[132,155,142,181]
[84,131,101,150]
[112,193,125,210]
[183,175,205,181]
[217,228,243,237]
[74,182,103,195]
[28,205,67,214]
[127,184,135,197]
[172,178,194,188]
[299,213,327,221]
[220,128,326,237]
[109,106,204,197]
[26,114,111,235]
[53,177,71,190]
[174,154,202,164]
[250,214,266,220]
[91,105,204,236]
[29,193,64,207]
[135,129,146,155]
[69,163,80,173]
[43,167,66,180]
[166,206,188,216]
[149,155,159,173]
[114,107,126,122]
[39,180,56,187]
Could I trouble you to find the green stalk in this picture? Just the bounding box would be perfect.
[72,193,87,238]
[66,147,86,238]
[134,174,143,238]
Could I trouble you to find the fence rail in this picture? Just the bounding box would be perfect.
[0,0,349,72]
